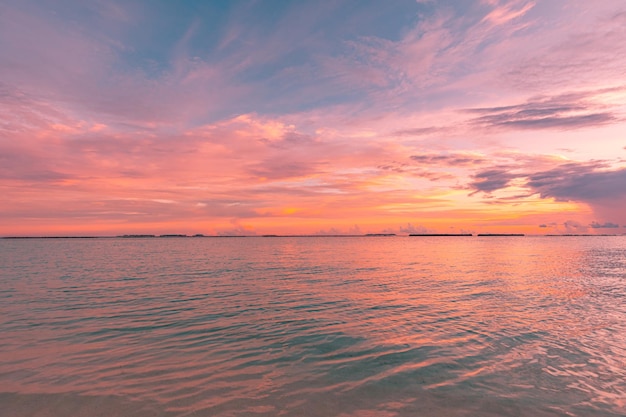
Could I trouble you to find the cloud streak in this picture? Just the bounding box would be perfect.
[466,90,621,131]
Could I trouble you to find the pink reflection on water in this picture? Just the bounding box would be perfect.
[0,237,625,416]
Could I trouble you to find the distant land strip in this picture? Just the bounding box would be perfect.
[4,233,625,239]
[409,234,473,236]
[2,236,101,239]
[477,233,525,237]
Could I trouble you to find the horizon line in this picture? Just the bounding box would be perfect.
[3,233,625,239]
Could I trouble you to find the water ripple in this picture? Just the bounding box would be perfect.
[1,236,625,416]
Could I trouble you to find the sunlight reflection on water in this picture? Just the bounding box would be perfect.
[1,236,625,416]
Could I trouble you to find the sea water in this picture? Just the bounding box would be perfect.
[0,236,625,416]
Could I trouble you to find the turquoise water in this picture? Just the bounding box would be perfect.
[1,236,625,416]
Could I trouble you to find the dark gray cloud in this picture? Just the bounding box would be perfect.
[590,221,620,229]
[410,153,484,166]
[467,159,626,211]
[379,161,455,181]
[477,112,614,130]
[469,168,520,193]
[466,91,618,131]
[378,163,408,173]
[526,163,626,202]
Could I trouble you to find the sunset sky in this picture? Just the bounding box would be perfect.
[1,0,625,236]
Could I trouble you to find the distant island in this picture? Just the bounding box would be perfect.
[409,233,473,236]
[477,234,525,236]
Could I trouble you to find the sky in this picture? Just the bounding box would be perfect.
[1,0,626,236]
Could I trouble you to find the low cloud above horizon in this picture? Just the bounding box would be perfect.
[1,0,625,236]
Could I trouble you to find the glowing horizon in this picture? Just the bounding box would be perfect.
[1,1,626,237]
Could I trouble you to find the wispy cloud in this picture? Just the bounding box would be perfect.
[465,89,621,131]
[410,152,485,166]
[481,1,535,26]
[503,5,626,91]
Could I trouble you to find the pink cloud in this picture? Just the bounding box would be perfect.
[481,1,535,26]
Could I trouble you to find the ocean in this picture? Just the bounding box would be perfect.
[0,236,625,416]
